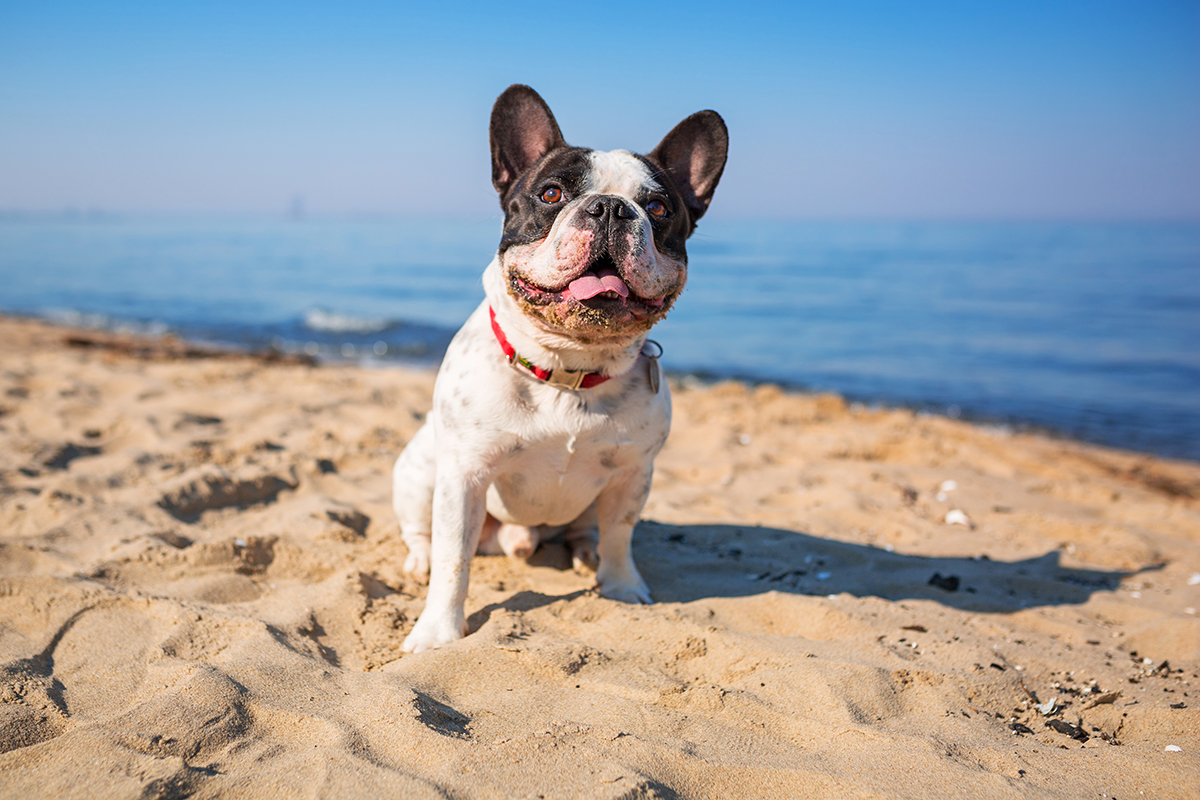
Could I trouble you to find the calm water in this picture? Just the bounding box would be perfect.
[2,216,1198,461]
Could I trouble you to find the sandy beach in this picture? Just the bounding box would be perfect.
[0,312,1197,799]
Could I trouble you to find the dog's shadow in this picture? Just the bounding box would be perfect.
[629,520,1154,612]
[511,519,1153,615]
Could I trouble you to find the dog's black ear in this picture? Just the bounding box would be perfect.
[490,85,565,197]
[649,110,728,225]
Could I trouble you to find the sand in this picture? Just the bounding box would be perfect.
[0,312,1197,799]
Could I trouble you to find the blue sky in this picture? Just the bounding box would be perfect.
[1,1,1197,219]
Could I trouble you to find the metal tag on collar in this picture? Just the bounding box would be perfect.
[641,339,663,394]
[546,367,587,391]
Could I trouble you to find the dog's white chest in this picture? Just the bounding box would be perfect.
[482,380,666,527]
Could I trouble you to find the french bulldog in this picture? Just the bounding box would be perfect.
[393,84,727,652]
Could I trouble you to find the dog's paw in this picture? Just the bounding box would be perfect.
[402,538,432,577]
[595,571,653,605]
[571,540,599,573]
[402,615,466,653]
[497,524,539,560]
[564,525,599,573]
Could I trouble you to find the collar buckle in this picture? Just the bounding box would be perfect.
[545,367,587,391]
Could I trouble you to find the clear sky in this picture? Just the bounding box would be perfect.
[1,1,1197,220]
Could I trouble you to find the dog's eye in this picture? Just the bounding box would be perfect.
[539,186,563,204]
[645,199,669,218]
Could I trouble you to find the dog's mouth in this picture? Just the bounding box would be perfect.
[511,254,670,317]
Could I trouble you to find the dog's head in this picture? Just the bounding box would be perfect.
[489,85,727,344]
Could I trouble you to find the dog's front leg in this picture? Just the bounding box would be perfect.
[593,466,654,604]
[393,422,436,577]
[402,464,488,652]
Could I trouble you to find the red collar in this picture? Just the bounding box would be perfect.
[489,306,613,390]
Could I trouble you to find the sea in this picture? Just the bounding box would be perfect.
[2,215,1198,462]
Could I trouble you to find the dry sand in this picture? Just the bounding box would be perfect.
[0,313,1197,799]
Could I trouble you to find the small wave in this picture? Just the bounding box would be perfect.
[41,308,171,337]
[303,308,393,334]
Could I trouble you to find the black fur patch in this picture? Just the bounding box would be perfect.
[497,147,692,266]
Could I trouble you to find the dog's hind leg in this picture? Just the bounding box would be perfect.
[564,502,599,573]
[392,422,436,576]
[495,523,540,560]
[474,514,505,555]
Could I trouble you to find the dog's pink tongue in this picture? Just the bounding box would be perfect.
[568,270,629,301]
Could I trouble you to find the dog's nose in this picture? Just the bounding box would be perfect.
[584,195,638,221]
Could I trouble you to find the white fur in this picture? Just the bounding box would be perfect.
[393,264,670,653]
[392,138,689,653]
[585,150,661,198]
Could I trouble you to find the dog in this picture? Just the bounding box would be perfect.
[393,85,727,652]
